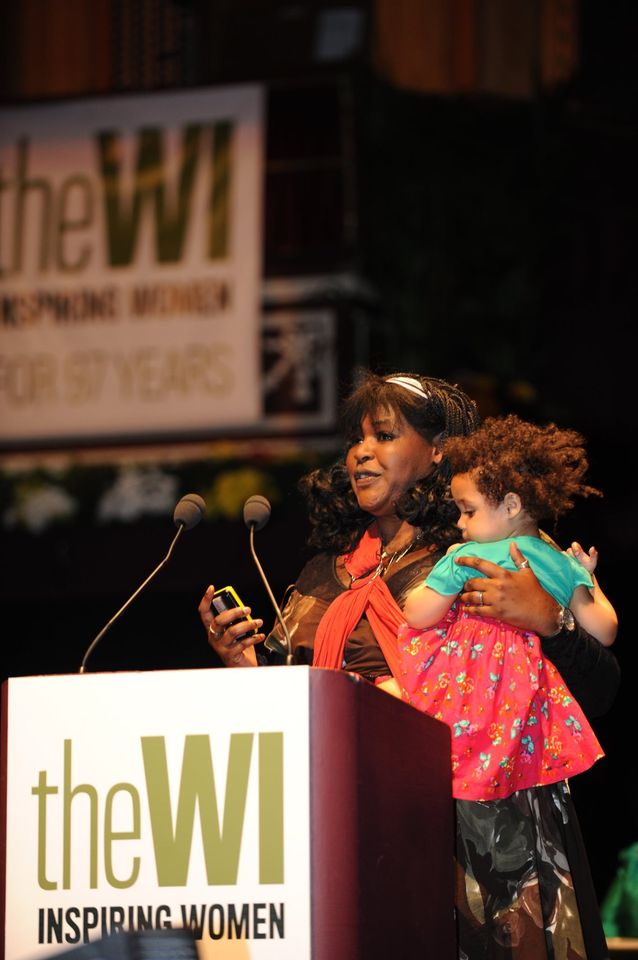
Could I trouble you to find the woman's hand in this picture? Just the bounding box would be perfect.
[198,585,264,667]
[455,542,561,637]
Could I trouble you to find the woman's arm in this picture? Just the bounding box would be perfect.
[540,621,620,717]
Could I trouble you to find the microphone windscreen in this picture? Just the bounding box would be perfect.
[173,493,207,530]
[243,495,271,531]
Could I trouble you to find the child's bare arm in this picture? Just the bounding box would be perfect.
[404,584,456,629]
[570,582,618,646]
[567,541,618,646]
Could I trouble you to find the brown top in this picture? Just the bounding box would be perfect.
[265,545,441,681]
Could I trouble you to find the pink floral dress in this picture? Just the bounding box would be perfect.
[397,536,604,801]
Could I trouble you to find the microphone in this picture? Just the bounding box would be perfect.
[173,492,207,530]
[243,494,271,531]
[243,495,294,665]
[78,493,207,674]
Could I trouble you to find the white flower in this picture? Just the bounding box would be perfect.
[4,484,77,534]
[97,466,178,523]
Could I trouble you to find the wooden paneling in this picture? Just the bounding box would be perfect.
[371,0,579,98]
[2,0,113,101]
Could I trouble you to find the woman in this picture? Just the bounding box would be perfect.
[199,369,619,959]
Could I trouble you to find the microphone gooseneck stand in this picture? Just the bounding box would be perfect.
[79,524,185,675]
[242,495,294,666]
[248,523,294,666]
[78,493,206,674]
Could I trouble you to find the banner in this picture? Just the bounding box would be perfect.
[3,668,312,960]
[0,86,264,443]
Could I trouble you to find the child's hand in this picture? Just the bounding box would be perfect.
[376,677,404,699]
[566,541,598,573]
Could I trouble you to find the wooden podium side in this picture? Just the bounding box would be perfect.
[310,669,455,959]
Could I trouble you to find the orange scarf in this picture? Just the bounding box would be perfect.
[312,523,406,678]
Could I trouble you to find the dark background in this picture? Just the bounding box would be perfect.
[1,0,635,909]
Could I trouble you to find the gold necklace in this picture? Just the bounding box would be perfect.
[350,532,423,585]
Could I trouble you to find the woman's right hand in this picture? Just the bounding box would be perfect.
[199,585,264,667]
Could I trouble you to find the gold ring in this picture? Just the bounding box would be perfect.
[477,591,484,606]
[209,624,224,639]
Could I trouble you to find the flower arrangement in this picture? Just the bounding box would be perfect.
[0,440,333,534]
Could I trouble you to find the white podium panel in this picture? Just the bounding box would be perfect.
[2,667,311,960]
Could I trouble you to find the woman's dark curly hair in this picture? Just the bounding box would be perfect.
[443,413,601,526]
[299,370,480,554]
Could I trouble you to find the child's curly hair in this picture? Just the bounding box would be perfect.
[443,413,601,524]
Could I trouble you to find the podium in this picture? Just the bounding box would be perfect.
[1,666,455,960]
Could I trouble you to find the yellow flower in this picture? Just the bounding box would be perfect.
[205,468,279,520]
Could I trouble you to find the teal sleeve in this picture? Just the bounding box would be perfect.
[425,552,469,596]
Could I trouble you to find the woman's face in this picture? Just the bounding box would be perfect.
[345,409,443,518]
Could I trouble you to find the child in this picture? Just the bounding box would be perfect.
[397,413,617,801]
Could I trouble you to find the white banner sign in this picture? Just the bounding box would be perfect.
[3,668,311,960]
[0,86,264,443]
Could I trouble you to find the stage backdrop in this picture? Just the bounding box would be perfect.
[0,85,264,444]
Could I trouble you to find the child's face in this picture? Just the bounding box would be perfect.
[451,473,512,543]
